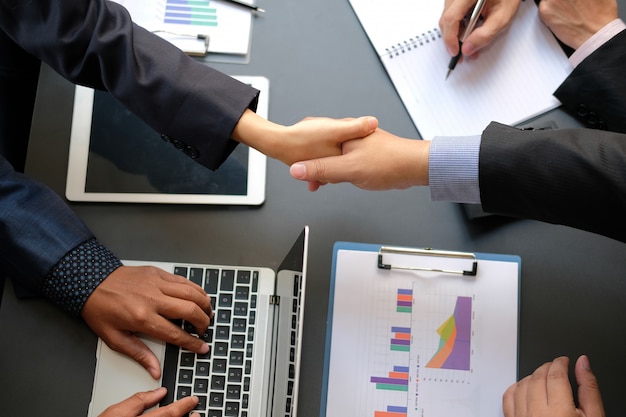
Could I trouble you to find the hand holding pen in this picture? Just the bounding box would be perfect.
[446,0,486,78]
[440,0,523,78]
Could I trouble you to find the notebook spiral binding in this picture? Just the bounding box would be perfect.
[384,28,442,58]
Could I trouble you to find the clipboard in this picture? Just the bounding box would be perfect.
[321,242,521,417]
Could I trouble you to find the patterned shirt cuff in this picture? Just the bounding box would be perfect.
[429,135,481,204]
[42,238,122,316]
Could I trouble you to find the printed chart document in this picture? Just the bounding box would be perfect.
[321,243,520,417]
[348,0,572,139]
[112,0,253,55]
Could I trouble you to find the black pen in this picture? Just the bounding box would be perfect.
[220,0,265,13]
[446,0,486,79]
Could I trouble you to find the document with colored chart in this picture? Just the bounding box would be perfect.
[321,242,520,417]
[112,0,253,55]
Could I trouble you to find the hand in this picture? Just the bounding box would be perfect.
[81,266,213,379]
[538,0,618,50]
[232,109,379,166]
[289,128,430,191]
[502,355,605,417]
[98,387,200,417]
[439,0,521,57]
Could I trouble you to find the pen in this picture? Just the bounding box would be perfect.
[220,0,265,13]
[446,0,486,79]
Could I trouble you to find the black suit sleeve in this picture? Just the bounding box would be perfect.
[554,29,626,133]
[0,0,259,170]
[479,122,626,243]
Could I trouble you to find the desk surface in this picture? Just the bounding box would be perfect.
[3,0,626,416]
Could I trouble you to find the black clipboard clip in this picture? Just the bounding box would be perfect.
[377,246,478,276]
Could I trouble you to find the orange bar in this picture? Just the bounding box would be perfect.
[397,294,412,302]
[395,332,410,340]
[388,372,409,379]
[375,412,406,417]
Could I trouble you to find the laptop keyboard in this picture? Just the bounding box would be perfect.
[167,266,259,417]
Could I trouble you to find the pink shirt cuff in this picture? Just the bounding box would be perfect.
[569,19,626,68]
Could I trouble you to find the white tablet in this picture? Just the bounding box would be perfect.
[66,75,268,205]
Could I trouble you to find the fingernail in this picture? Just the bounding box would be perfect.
[290,163,306,179]
[366,117,377,130]
[463,43,476,56]
[199,343,210,354]
[153,387,166,393]
[580,355,591,370]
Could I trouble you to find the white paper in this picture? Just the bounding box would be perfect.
[325,248,519,417]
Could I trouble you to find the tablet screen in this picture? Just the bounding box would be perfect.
[66,76,268,205]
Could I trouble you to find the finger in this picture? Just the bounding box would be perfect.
[158,282,213,331]
[439,0,475,55]
[514,375,530,417]
[159,271,213,316]
[526,362,552,411]
[290,154,349,185]
[501,382,517,417]
[103,330,163,379]
[133,313,211,356]
[461,9,510,56]
[545,357,576,409]
[575,355,606,417]
[100,387,168,416]
[145,395,199,417]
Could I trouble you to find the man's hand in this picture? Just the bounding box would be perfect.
[538,0,618,50]
[98,387,200,417]
[232,109,379,166]
[290,128,430,192]
[81,265,213,379]
[502,355,605,417]
[439,0,521,58]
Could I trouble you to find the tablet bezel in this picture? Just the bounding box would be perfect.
[66,75,268,205]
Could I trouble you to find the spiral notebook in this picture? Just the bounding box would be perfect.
[348,0,572,139]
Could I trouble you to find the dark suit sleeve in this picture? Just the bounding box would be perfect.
[554,29,626,133]
[0,0,259,170]
[479,122,626,243]
[0,157,94,292]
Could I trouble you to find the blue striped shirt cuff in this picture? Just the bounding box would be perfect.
[429,135,481,204]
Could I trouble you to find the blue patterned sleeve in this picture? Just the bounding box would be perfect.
[428,135,482,204]
[42,238,122,316]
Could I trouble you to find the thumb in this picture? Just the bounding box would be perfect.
[575,355,605,417]
[104,331,162,379]
[290,155,344,184]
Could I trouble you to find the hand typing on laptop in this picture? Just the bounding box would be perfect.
[81,266,214,380]
[98,387,200,417]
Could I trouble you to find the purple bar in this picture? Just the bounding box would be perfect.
[370,376,408,385]
[391,327,410,334]
[391,338,410,346]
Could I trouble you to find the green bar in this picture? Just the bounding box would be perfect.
[376,383,408,392]
[191,7,217,14]
[396,306,412,313]
[191,20,218,26]
[390,344,410,352]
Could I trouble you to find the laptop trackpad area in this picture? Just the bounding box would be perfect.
[88,336,166,417]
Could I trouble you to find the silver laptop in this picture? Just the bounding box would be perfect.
[88,227,309,417]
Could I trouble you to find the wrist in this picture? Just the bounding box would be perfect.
[231,109,284,159]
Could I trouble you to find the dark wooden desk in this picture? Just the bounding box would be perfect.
[3,0,626,415]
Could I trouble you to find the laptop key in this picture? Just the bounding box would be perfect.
[209,392,224,407]
[204,269,219,294]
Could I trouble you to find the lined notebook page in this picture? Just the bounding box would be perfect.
[349,0,572,139]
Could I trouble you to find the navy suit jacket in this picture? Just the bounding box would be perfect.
[0,0,258,294]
